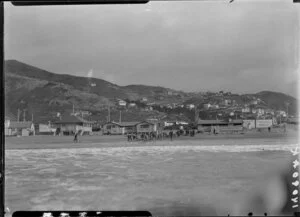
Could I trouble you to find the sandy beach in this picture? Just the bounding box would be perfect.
[5,127,298,150]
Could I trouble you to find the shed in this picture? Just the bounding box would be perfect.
[8,121,35,136]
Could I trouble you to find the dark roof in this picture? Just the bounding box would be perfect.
[9,121,33,129]
[53,115,92,124]
[5,112,16,121]
[119,121,140,127]
[137,121,155,125]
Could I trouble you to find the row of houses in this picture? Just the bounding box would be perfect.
[102,120,162,135]
[4,114,94,136]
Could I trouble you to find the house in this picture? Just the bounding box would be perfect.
[146,119,163,132]
[224,99,231,106]
[118,100,127,107]
[102,122,123,135]
[163,121,176,127]
[210,104,219,109]
[128,102,137,107]
[119,121,140,134]
[242,107,250,113]
[37,123,56,135]
[53,114,93,135]
[141,97,148,102]
[5,112,16,136]
[203,104,211,110]
[8,121,35,136]
[186,104,195,110]
[136,121,155,133]
[197,119,243,133]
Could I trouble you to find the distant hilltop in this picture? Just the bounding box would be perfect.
[4,60,298,123]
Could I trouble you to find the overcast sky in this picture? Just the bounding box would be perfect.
[4,0,300,97]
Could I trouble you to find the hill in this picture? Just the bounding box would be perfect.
[256,91,298,115]
[4,60,298,123]
[4,60,184,123]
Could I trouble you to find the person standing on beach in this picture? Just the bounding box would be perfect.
[74,131,78,143]
[169,131,173,141]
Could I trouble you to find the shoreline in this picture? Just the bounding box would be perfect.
[5,131,298,150]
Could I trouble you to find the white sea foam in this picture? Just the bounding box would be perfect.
[6,143,299,158]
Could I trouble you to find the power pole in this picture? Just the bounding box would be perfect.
[119,110,122,123]
[73,104,75,114]
[108,106,111,122]
[32,113,33,122]
[23,109,26,122]
[17,109,20,122]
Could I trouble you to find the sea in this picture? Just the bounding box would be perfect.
[5,137,299,216]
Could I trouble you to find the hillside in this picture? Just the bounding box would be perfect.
[256,91,298,114]
[4,60,184,123]
[4,60,298,123]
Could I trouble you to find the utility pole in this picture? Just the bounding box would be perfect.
[119,110,122,123]
[23,109,26,122]
[32,113,33,122]
[17,109,20,122]
[108,106,111,122]
[73,104,75,114]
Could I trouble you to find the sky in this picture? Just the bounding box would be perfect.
[4,0,300,97]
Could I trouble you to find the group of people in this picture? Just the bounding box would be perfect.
[126,129,196,142]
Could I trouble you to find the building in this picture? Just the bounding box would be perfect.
[242,107,250,113]
[37,123,56,135]
[118,100,127,107]
[197,119,243,133]
[136,121,155,133]
[128,103,137,107]
[224,99,231,106]
[7,121,35,136]
[53,115,93,135]
[203,104,211,110]
[120,121,140,134]
[186,104,195,110]
[102,122,123,135]
[210,104,219,109]
[141,97,148,102]
[5,112,17,136]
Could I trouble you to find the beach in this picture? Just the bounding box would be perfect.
[4,131,299,216]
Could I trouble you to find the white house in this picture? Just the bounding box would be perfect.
[118,100,127,106]
[141,97,148,102]
[210,104,219,109]
[7,121,35,136]
[164,121,175,127]
[186,104,195,110]
[128,102,136,107]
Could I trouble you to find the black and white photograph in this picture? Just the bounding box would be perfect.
[3,0,300,216]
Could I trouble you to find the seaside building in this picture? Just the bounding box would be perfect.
[52,114,93,135]
[6,121,35,136]
[118,100,127,107]
[197,119,243,133]
[136,121,155,133]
